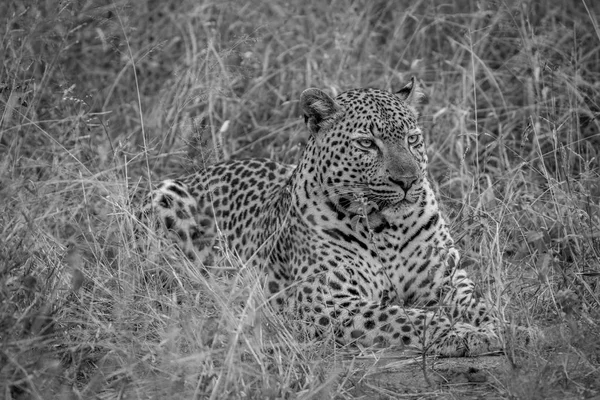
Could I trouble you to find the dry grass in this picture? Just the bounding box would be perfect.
[1,0,599,398]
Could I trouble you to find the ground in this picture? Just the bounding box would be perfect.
[1,1,599,399]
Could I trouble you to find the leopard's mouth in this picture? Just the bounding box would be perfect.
[334,190,419,216]
[379,198,416,210]
[379,190,421,206]
[368,187,422,211]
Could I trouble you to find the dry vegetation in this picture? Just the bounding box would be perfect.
[1,0,599,399]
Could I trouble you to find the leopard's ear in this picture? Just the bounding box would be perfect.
[396,77,425,107]
[300,88,343,135]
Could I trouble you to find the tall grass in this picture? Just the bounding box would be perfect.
[1,0,599,398]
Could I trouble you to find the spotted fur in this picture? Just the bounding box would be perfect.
[142,79,503,356]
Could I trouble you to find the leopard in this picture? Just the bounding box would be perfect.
[141,78,506,357]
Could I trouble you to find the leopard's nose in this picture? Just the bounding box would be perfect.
[389,176,418,191]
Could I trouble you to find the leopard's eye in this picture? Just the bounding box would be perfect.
[355,138,377,150]
[407,134,421,145]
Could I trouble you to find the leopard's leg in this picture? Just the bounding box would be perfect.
[139,179,216,262]
[446,264,544,347]
[442,266,491,325]
[438,250,541,346]
[289,283,501,357]
[435,248,497,327]
[444,267,496,326]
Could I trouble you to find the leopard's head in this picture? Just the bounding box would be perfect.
[299,79,428,218]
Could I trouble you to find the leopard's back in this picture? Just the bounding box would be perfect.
[146,158,294,262]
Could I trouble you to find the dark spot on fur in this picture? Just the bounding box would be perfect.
[364,319,375,330]
[268,281,280,294]
[350,330,365,339]
[159,194,174,208]
[164,216,175,230]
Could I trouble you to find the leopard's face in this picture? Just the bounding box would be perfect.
[308,88,428,217]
